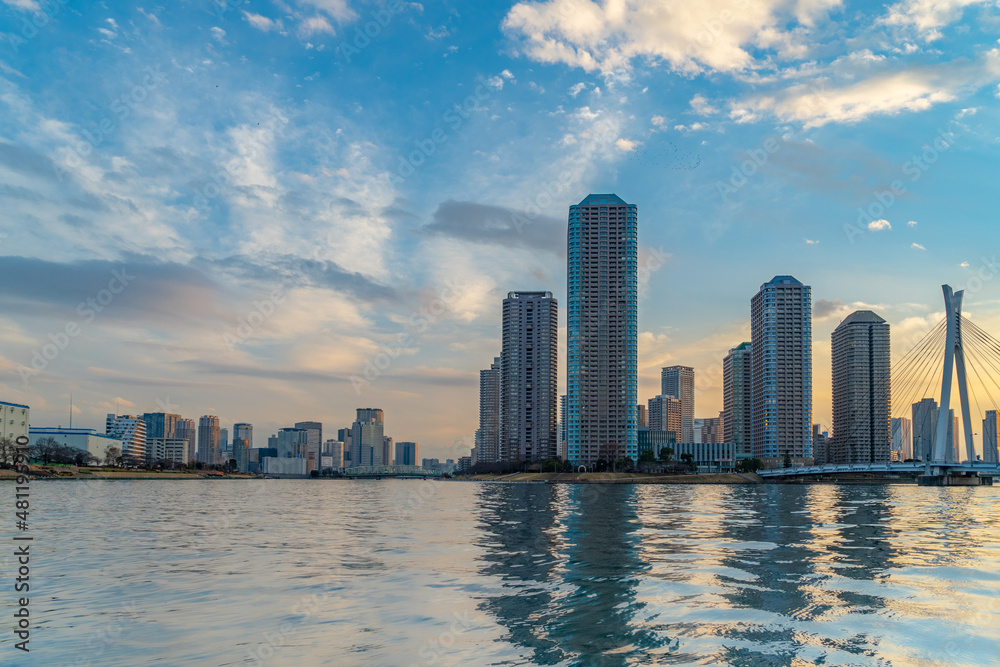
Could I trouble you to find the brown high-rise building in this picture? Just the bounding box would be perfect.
[723,342,752,455]
[831,311,891,463]
[197,415,221,465]
[661,365,695,443]
[750,276,812,465]
[500,291,558,462]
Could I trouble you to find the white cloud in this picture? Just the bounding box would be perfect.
[673,122,706,131]
[568,82,587,97]
[912,242,927,250]
[297,0,356,23]
[804,238,819,244]
[651,115,667,127]
[299,16,336,36]
[244,12,284,33]
[486,76,505,90]
[211,27,227,43]
[500,69,514,79]
[615,138,638,151]
[1,0,41,10]
[730,49,1000,127]
[690,94,718,115]
[868,219,892,231]
[503,0,843,76]
[908,220,918,227]
[880,0,990,41]
[961,261,970,267]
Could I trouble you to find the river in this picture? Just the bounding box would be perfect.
[6,480,1000,665]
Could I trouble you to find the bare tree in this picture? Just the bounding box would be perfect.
[31,437,61,464]
[104,447,122,467]
[0,437,13,467]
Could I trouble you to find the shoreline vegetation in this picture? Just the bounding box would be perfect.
[455,472,919,485]
[0,466,920,484]
[457,472,762,484]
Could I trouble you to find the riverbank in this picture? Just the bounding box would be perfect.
[0,465,255,480]
[456,472,763,484]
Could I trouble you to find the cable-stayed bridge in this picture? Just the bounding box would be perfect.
[760,461,999,480]
[773,284,1000,485]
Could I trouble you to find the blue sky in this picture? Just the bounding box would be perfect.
[3,0,1000,458]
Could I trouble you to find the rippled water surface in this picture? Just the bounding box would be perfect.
[4,480,1000,665]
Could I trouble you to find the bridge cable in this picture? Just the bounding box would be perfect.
[891,320,946,415]
[961,327,1000,408]
[963,318,1000,374]
[958,328,1000,460]
[959,322,1000,411]
[894,321,948,420]
[963,318,1000,365]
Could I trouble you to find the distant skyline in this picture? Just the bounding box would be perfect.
[3,1,1000,459]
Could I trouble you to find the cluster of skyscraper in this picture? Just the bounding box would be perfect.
[473,194,1000,469]
[34,406,420,476]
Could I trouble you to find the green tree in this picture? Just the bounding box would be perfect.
[783,451,792,468]
[736,458,763,473]
[639,450,655,463]
[680,452,695,470]
[658,447,674,463]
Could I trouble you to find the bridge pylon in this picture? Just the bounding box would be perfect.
[922,285,988,485]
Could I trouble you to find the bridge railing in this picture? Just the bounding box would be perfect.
[758,461,1000,477]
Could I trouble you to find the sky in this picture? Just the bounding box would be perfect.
[2,0,1000,459]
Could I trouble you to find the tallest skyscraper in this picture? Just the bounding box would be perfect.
[567,194,638,466]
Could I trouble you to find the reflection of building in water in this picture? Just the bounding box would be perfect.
[473,484,563,664]
[712,485,898,664]
[474,483,662,664]
[547,485,663,663]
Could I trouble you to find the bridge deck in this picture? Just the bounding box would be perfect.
[759,462,1000,478]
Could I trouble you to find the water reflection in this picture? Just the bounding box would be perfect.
[473,482,1000,666]
[475,484,668,665]
[16,480,1000,666]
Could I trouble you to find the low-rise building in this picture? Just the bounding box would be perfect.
[147,437,190,466]
[105,414,147,465]
[638,431,737,472]
[260,456,307,477]
[28,427,123,462]
[637,427,676,456]
[1,401,30,441]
